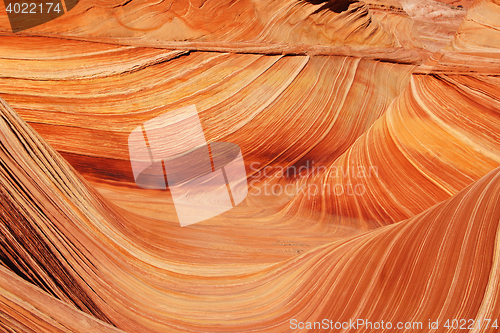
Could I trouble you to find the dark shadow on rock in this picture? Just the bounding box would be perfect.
[302,0,358,13]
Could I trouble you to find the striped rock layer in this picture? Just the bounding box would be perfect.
[0,0,499,332]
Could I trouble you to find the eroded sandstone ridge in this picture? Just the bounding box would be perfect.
[0,0,499,332]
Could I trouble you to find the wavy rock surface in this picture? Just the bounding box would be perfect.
[0,33,421,240]
[1,93,500,331]
[0,0,500,332]
[448,0,500,51]
[0,0,425,49]
[287,0,500,230]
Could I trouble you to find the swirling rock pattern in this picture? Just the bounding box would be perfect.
[0,0,500,332]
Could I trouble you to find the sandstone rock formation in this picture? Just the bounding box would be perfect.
[401,0,467,51]
[0,0,499,332]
